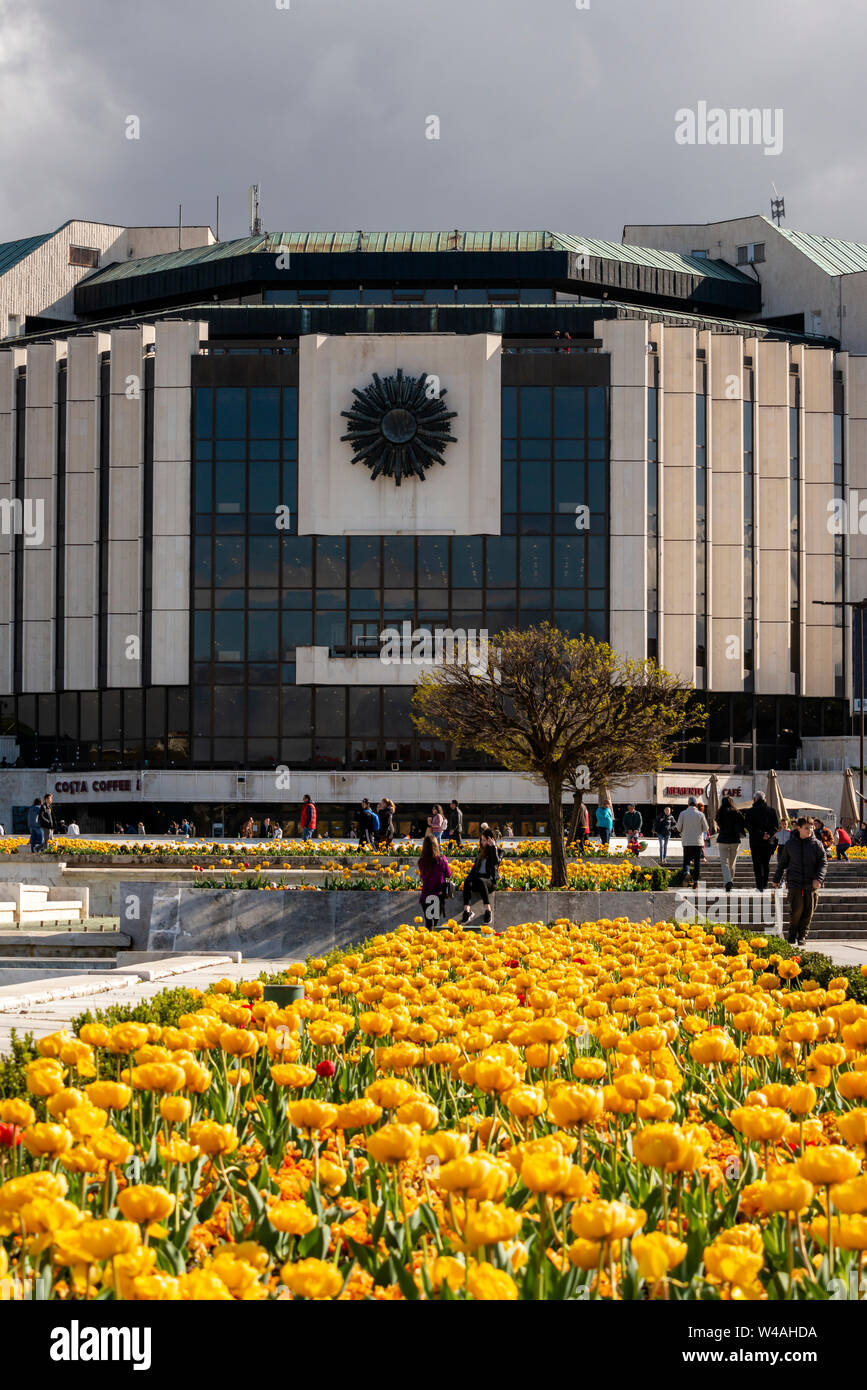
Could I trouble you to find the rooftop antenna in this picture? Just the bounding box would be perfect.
[249,184,263,237]
[770,183,785,227]
[215,194,220,243]
[178,203,182,250]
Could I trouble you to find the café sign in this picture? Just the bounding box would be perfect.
[53,778,142,797]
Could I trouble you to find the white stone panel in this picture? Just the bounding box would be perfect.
[298,334,501,535]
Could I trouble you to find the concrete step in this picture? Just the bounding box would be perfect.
[0,931,130,958]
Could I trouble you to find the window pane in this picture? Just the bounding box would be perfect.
[383,537,414,587]
[213,537,245,587]
[194,611,211,661]
[487,537,516,587]
[351,538,380,587]
[520,458,551,513]
[587,387,606,438]
[452,538,482,589]
[195,388,213,438]
[214,461,245,513]
[248,611,278,661]
[213,686,244,735]
[520,537,550,587]
[282,537,312,587]
[349,687,380,735]
[249,387,280,438]
[555,536,586,587]
[520,387,550,437]
[315,688,345,737]
[281,610,312,653]
[249,462,279,514]
[248,536,279,587]
[215,388,246,438]
[502,387,517,438]
[418,538,449,587]
[554,387,585,438]
[214,611,244,661]
[248,686,278,729]
[281,687,312,735]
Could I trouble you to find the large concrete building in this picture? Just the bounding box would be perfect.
[0,216,864,834]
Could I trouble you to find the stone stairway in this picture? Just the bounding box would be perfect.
[661,854,867,941]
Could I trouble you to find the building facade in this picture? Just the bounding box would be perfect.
[0,222,864,832]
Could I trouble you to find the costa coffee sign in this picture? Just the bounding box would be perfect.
[54,778,142,796]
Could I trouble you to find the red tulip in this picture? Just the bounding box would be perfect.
[315,1060,336,1079]
[0,1123,21,1148]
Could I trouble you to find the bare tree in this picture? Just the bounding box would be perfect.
[412,624,699,887]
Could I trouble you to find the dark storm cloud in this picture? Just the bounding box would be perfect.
[0,0,863,244]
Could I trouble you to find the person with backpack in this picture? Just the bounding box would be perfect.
[428,804,446,847]
[460,830,500,927]
[743,791,780,891]
[417,830,453,928]
[835,824,852,861]
[595,801,613,846]
[27,798,44,853]
[300,795,317,842]
[715,794,747,892]
[653,806,676,864]
[357,798,379,848]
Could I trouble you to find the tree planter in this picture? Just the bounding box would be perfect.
[263,982,305,1006]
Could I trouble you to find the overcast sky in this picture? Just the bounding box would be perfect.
[0,0,863,249]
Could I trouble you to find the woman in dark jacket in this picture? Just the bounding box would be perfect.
[715,795,747,891]
[460,831,500,927]
[377,798,395,849]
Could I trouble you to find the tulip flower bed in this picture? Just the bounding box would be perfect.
[2,916,867,1302]
[0,836,619,862]
[189,861,669,892]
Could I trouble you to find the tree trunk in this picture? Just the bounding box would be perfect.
[567,791,584,844]
[548,780,568,889]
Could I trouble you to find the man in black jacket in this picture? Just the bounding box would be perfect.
[623,805,642,837]
[773,816,827,946]
[445,799,464,848]
[39,793,55,845]
[743,792,780,890]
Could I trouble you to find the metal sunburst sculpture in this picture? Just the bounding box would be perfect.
[340,369,458,485]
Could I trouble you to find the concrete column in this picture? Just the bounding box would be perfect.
[21,343,58,692]
[708,334,745,691]
[596,318,648,660]
[150,319,206,684]
[0,351,15,694]
[844,352,867,704]
[106,329,145,687]
[755,339,791,692]
[658,324,698,682]
[64,334,107,690]
[800,345,835,697]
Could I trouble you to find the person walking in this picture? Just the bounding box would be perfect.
[675,796,709,885]
[573,800,591,856]
[428,804,446,847]
[39,793,54,846]
[67,819,80,838]
[595,801,613,846]
[623,804,642,838]
[835,824,852,861]
[743,791,781,891]
[377,798,395,849]
[715,795,747,892]
[773,816,827,947]
[417,830,452,928]
[27,798,44,853]
[357,798,379,849]
[300,795,317,842]
[460,830,500,927]
[774,817,792,859]
[445,799,464,849]
[653,806,676,865]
